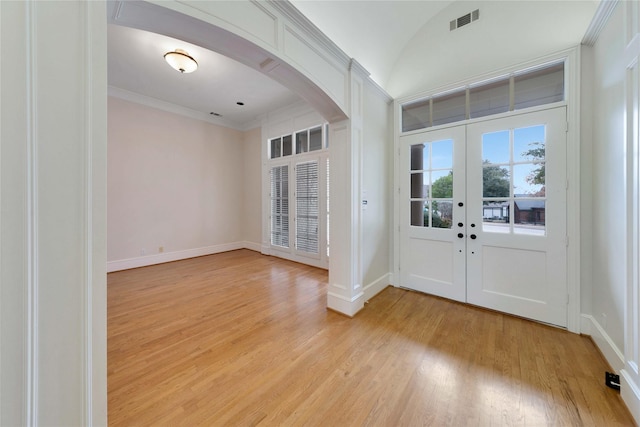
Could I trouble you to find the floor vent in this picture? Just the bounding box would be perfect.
[450,9,480,31]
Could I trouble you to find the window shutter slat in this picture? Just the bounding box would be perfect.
[296,161,319,254]
[270,165,289,248]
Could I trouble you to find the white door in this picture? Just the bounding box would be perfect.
[466,108,567,326]
[400,107,568,326]
[399,126,467,302]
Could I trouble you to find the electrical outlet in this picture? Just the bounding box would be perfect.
[159,246,164,253]
[601,313,607,329]
[140,248,146,256]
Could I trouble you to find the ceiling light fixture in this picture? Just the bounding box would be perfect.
[164,49,198,73]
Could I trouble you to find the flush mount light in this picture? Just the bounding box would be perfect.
[164,49,198,73]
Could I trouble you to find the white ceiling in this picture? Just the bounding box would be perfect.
[107,1,456,129]
[290,0,454,88]
[107,1,598,129]
[108,24,302,130]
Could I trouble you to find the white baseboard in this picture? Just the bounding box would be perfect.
[363,273,390,302]
[327,291,365,317]
[580,314,625,370]
[107,242,246,272]
[581,314,640,424]
[242,241,262,252]
[621,368,640,424]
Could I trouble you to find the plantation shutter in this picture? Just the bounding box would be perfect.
[295,161,319,254]
[326,158,330,257]
[270,165,289,248]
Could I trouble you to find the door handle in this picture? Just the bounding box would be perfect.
[457,233,464,239]
[470,234,477,240]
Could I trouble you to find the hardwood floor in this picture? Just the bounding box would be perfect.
[108,249,635,426]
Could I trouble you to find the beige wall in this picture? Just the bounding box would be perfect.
[242,127,263,248]
[107,97,247,265]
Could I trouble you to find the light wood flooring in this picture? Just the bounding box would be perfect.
[108,249,635,426]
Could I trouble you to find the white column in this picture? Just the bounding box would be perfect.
[0,1,107,425]
[327,61,368,316]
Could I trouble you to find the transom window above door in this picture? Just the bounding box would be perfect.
[269,124,327,159]
[401,61,565,133]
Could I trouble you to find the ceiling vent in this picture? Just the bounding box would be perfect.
[450,9,479,31]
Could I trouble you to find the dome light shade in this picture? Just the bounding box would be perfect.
[164,49,198,73]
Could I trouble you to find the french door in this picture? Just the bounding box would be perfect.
[268,154,329,269]
[400,107,568,326]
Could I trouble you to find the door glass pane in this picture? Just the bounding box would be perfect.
[470,78,509,119]
[482,130,510,164]
[432,200,453,228]
[431,139,453,169]
[483,200,510,233]
[514,125,545,162]
[514,200,545,235]
[270,137,281,159]
[296,130,308,153]
[432,90,466,127]
[402,99,430,132]
[411,200,429,227]
[410,143,429,171]
[514,62,564,110]
[411,172,428,198]
[483,165,510,197]
[309,126,322,151]
[514,163,545,196]
[282,135,292,156]
[431,170,453,198]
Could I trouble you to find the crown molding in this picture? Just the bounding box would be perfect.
[107,86,246,131]
[365,77,394,105]
[582,0,618,46]
[267,0,351,68]
[270,2,393,105]
[349,58,370,79]
[349,58,393,104]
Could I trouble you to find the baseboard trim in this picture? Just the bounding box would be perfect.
[580,314,625,370]
[107,242,247,272]
[327,291,365,317]
[363,273,390,302]
[581,313,640,423]
[242,241,262,253]
[621,368,640,424]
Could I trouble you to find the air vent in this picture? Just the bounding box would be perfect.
[450,9,479,31]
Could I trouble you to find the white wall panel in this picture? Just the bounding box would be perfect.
[585,1,640,422]
[177,0,280,49]
[0,1,107,425]
[283,25,348,109]
[362,81,392,290]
